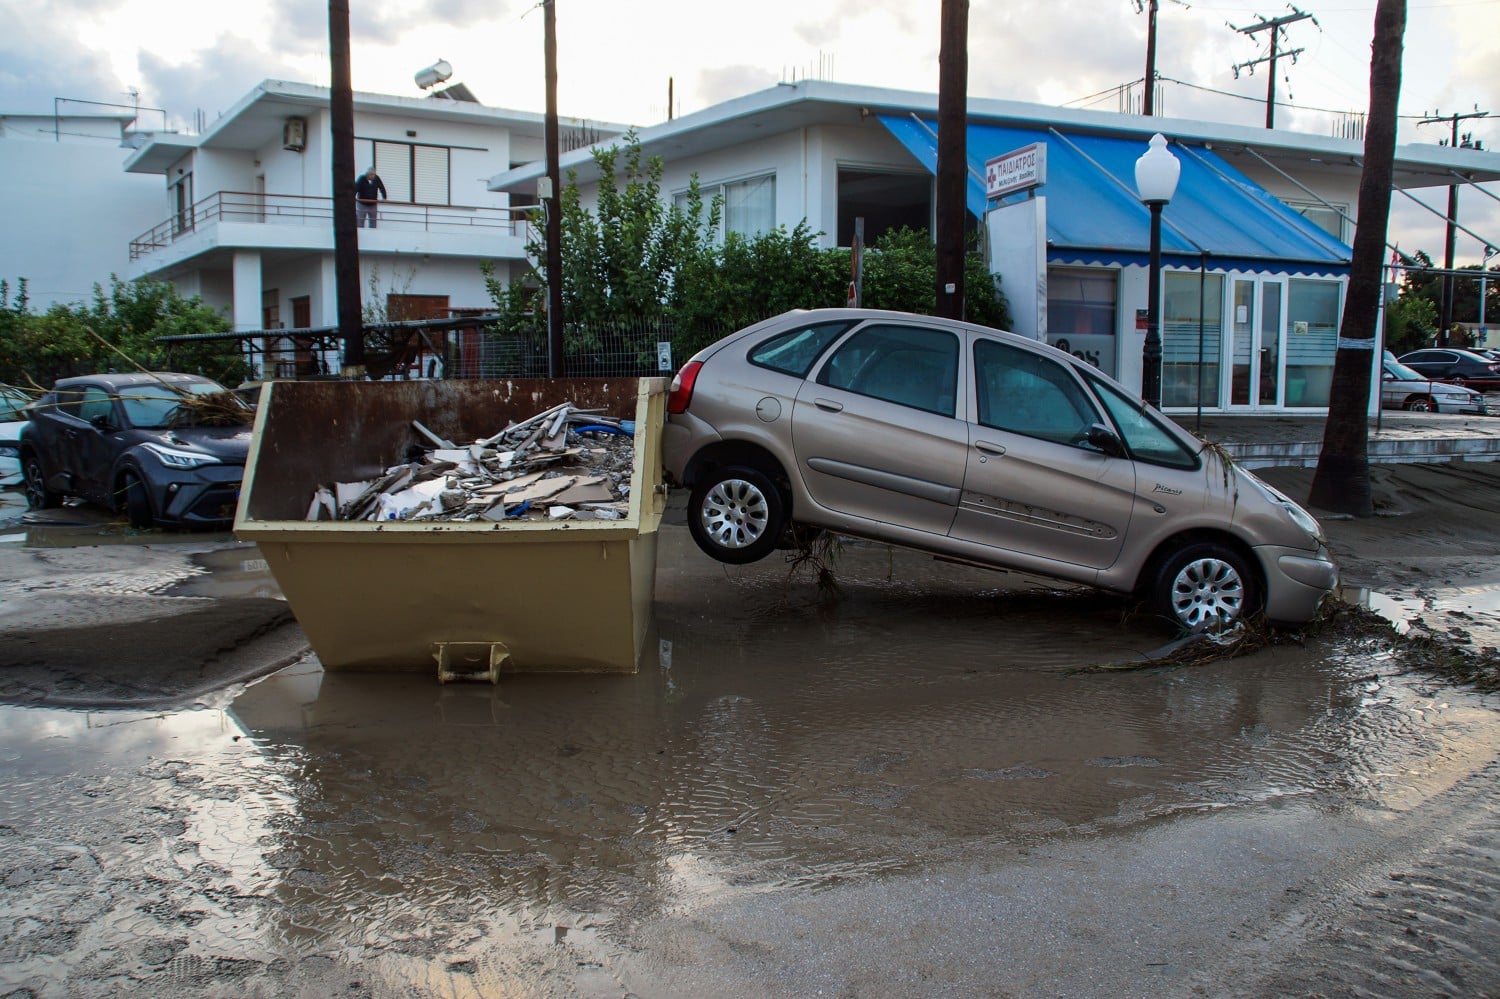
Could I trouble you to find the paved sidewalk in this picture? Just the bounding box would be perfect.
[1171,409,1500,467]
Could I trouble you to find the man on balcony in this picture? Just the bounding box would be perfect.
[355,166,388,228]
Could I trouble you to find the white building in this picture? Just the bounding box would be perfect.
[122,79,623,376]
[0,107,166,308]
[487,80,1500,414]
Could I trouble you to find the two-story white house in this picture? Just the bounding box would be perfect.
[123,79,623,377]
[0,107,166,309]
[486,80,1500,415]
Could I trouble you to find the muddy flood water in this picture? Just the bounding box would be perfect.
[1,497,1498,997]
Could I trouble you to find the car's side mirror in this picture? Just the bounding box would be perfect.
[90,413,113,431]
[1381,372,1394,381]
[1086,423,1127,458]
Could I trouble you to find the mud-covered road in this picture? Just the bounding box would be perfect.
[0,466,1497,998]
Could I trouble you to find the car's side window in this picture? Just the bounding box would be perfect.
[748,321,853,377]
[974,339,1098,447]
[1086,376,1199,469]
[817,324,959,417]
[77,387,113,426]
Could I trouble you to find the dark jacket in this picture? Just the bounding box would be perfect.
[355,173,388,202]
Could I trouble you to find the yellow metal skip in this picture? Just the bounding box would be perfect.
[235,378,668,673]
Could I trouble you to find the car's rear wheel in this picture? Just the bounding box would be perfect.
[122,471,154,529]
[688,465,786,565]
[1405,395,1435,412]
[1152,542,1258,633]
[22,452,59,510]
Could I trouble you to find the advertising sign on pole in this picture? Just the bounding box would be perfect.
[985,143,1048,200]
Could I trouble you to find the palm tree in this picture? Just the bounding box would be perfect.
[1308,0,1406,515]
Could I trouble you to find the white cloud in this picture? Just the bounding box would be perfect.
[5,0,1499,260]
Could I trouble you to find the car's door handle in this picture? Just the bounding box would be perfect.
[813,398,845,413]
[974,440,1006,456]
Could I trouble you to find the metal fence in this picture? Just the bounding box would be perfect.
[130,191,532,260]
[446,318,733,380]
[158,316,736,383]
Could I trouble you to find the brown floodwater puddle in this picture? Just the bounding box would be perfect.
[3,513,1499,992]
[2,529,1497,995]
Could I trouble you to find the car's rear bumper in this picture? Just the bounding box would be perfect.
[661,415,721,486]
[1256,542,1339,623]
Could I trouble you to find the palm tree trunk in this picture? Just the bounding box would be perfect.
[1308,0,1406,515]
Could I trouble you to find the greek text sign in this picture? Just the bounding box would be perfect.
[985,143,1047,199]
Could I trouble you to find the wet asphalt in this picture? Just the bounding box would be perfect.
[0,491,1497,997]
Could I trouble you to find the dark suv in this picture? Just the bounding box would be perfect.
[20,372,253,529]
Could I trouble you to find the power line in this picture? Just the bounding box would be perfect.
[1230,6,1316,128]
[1152,74,1475,122]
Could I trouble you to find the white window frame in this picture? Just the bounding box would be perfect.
[675,171,777,243]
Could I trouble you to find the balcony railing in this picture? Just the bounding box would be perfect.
[129,190,534,260]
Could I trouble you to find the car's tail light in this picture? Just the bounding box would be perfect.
[667,360,703,414]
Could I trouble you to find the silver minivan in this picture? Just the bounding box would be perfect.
[662,309,1336,633]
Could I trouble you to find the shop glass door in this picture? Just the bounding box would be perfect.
[1229,278,1286,410]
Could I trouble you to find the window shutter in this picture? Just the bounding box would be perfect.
[374,142,411,202]
[413,145,450,205]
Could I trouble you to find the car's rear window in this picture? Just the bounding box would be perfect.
[747,321,853,377]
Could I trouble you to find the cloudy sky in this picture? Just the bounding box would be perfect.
[5,0,1499,260]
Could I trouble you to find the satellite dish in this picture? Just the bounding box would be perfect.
[415,60,454,91]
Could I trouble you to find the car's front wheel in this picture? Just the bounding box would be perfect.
[1405,395,1435,412]
[122,471,154,529]
[22,452,59,510]
[1151,542,1259,633]
[687,465,786,565]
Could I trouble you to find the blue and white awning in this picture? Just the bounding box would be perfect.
[879,114,1352,277]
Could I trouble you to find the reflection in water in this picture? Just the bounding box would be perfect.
[1,532,1496,994]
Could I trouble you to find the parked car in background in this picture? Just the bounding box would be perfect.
[662,308,1337,633]
[1381,352,1488,414]
[0,386,30,486]
[1396,347,1500,391]
[20,372,254,528]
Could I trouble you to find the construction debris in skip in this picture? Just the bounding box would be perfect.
[305,401,634,523]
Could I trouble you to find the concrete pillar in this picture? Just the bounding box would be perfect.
[232,251,263,378]
[232,251,263,332]
[319,253,342,374]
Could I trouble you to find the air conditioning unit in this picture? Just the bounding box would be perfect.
[282,117,307,152]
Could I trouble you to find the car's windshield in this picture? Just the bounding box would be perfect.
[118,381,247,429]
[0,388,29,422]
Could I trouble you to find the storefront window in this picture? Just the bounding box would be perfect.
[1161,272,1222,408]
[1285,279,1342,407]
[1046,267,1117,376]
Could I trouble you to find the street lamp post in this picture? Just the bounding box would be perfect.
[1482,244,1496,347]
[1135,133,1180,408]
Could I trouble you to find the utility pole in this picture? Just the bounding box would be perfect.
[1231,7,1315,129]
[934,0,968,321]
[328,0,363,377]
[1138,0,1159,116]
[1418,108,1489,345]
[542,0,565,377]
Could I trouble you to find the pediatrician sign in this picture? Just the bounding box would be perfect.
[985,143,1047,199]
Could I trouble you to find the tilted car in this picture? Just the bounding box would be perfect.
[1380,352,1488,414]
[20,372,253,529]
[662,309,1337,633]
[1395,347,1500,391]
[0,386,30,487]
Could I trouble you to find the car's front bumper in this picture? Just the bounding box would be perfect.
[147,463,244,526]
[1256,541,1339,624]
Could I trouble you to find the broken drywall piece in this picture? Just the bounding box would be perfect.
[307,400,636,524]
